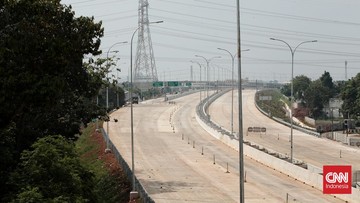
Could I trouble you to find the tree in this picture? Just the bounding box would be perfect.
[341,73,360,119]
[320,71,334,90]
[0,0,105,199]
[0,0,105,150]
[9,135,95,202]
[293,75,311,101]
[304,80,328,118]
[320,71,336,98]
[280,75,311,103]
[1,0,105,140]
[280,83,291,97]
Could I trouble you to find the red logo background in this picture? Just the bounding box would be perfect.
[323,165,352,194]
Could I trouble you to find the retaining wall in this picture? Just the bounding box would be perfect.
[100,128,155,203]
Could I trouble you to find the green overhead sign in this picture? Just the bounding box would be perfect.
[167,81,179,86]
[152,81,164,87]
[153,81,191,87]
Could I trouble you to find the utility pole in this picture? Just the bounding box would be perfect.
[345,61,348,80]
[190,65,193,81]
[236,1,245,202]
[134,0,159,90]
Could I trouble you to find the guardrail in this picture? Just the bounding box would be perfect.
[253,92,320,137]
[100,128,155,203]
[166,89,200,101]
[196,89,236,138]
[196,89,307,164]
[196,90,360,202]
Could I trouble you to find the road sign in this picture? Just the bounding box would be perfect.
[259,95,272,101]
[167,81,179,86]
[248,127,266,132]
[152,81,164,87]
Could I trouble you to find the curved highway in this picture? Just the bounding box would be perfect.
[108,92,344,202]
[209,89,360,173]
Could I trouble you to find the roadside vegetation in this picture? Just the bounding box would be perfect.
[255,89,289,121]
[76,122,131,203]
[257,71,360,128]
[280,72,339,119]
[0,0,129,202]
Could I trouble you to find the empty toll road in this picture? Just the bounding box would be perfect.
[108,93,343,202]
[209,89,360,171]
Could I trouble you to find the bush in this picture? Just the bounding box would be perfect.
[9,135,96,202]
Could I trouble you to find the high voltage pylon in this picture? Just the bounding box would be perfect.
[134,0,158,89]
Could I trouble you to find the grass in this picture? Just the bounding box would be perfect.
[76,121,131,203]
[76,122,107,177]
[255,89,289,121]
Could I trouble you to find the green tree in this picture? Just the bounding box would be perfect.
[9,135,95,202]
[0,0,104,142]
[304,80,328,118]
[293,75,311,101]
[0,0,105,199]
[320,71,336,99]
[302,71,337,119]
[280,83,291,97]
[320,71,334,90]
[341,73,360,119]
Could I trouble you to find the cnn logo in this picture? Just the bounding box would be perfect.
[325,172,348,184]
[323,165,352,194]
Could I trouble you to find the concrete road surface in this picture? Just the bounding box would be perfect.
[209,89,360,172]
[108,93,344,202]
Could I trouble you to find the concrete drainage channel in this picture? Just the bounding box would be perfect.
[196,89,360,202]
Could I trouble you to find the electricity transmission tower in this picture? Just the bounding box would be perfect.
[134,0,158,89]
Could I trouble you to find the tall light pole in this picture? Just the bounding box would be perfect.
[236,1,245,202]
[195,55,221,99]
[116,66,121,108]
[130,20,163,195]
[112,57,123,108]
[105,41,127,152]
[270,38,317,163]
[217,48,249,136]
[190,60,202,103]
[106,50,119,112]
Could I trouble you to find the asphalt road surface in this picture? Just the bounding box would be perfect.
[108,92,344,202]
[209,89,360,171]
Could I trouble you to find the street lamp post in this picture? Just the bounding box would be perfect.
[130,20,163,197]
[116,67,121,108]
[195,55,221,99]
[236,1,245,202]
[270,38,317,163]
[217,48,249,136]
[106,50,119,113]
[190,60,202,103]
[105,42,127,152]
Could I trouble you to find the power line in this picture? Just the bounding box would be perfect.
[150,8,360,42]
[157,0,360,26]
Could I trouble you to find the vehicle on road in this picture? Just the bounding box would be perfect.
[132,96,139,104]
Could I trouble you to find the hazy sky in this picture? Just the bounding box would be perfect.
[61,0,360,83]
